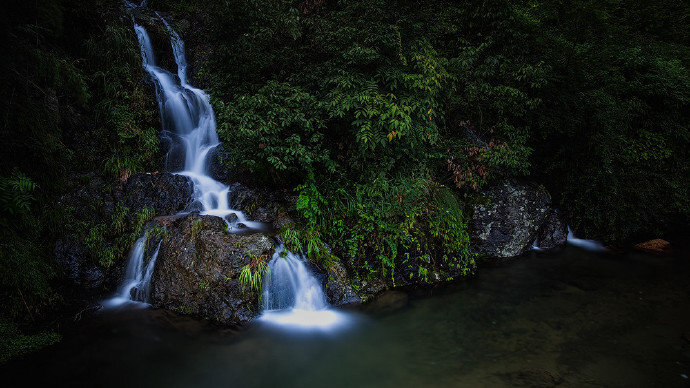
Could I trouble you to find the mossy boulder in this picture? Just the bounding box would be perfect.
[536,210,568,250]
[150,214,274,326]
[471,180,552,258]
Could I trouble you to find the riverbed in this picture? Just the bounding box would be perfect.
[3,246,689,387]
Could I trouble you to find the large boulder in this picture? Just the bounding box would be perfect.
[536,210,568,250]
[150,214,275,326]
[471,180,551,258]
[122,172,194,215]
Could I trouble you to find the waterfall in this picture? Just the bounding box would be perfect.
[259,245,348,330]
[531,237,542,252]
[107,12,259,308]
[567,227,607,252]
[109,7,345,329]
[105,237,161,307]
[262,245,329,311]
[133,19,262,229]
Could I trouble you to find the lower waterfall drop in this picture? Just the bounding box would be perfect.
[259,245,350,330]
[105,236,161,307]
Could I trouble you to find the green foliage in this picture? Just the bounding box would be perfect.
[0,319,60,364]
[526,0,690,242]
[239,256,270,294]
[0,0,163,352]
[190,219,204,239]
[199,0,688,245]
[0,172,37,218]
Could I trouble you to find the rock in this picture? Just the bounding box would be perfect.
[207,143,234,184]
[500,369,563,387]
[224,213,239,224]
[272,214,295,231]
[633,239,672,255]
[184,200,204,213]
[537,210,568,250]
[228,183,294,224]
[471,180,551,259]
[123,173,194,215]
[325,261,361,306]
[150,214,275,326]
[359,278,387,301]
[54,239,105,290]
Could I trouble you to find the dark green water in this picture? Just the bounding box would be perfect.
[3,247,689,387]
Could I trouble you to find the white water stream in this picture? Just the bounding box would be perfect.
[567,226,607,252]
[260,245,349,330]
[109,8,345,330]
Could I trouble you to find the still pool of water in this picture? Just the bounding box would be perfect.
[3,247,689,387]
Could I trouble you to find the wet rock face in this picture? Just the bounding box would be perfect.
[471,180,552,259]
[54,239,105,290]
[150,214,275,326]
[123,173,194,215]
[207,144,234,184]
[537,211,568,250]
[325,261,361,306]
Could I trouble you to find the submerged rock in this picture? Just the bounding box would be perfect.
[537,210,568,250]
[123,173,194,215]
[471,180,551,258]
[150,213,274,326]
[363,291,409,315]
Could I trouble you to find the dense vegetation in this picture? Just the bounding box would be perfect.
[0,0,160,360]
[160,0,688,267]
[1,0,688,362]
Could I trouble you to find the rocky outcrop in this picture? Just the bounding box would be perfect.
[150,214,275,326]
[122,173,194,215]
[471,180,552,259]
[536,210,568,250]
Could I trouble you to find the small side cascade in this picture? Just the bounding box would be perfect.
[260,245,349,330]
[567,227,607,252]
[531,237,542,252]
[105,234,162,307]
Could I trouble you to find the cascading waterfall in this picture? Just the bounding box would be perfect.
[107,10,259,307]
[133,18,261,229]
[260,245,348,329]
[110,7,345,330]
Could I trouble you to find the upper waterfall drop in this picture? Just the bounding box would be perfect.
[133,19,265,229]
